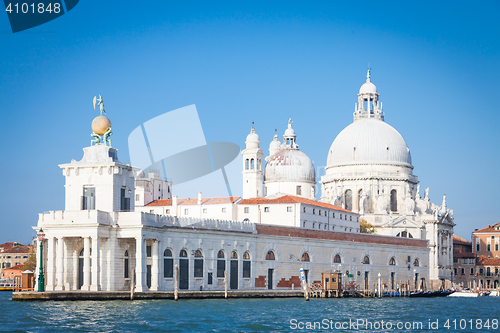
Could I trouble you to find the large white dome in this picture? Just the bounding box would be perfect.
[327,119,412,168]
[265,149,315,183]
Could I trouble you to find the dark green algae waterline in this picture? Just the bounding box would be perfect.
[1,291,499,332]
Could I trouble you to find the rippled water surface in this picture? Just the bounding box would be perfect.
[1,292,499,332]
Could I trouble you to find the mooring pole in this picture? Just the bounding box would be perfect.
[174,265,179,301]
[224,270,228,299]
[300,266,309,301]
[130,268,136,300]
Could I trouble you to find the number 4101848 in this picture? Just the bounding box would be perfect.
[444,319,498,330]
[5,3,61,14]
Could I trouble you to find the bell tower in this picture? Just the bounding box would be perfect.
[242,125,264,199]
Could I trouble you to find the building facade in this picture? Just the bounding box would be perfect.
[0,242,32,278]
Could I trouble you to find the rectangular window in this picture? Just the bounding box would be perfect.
[296,186,301,195]
[471,268,474,275]
[264,207,269,212]
[303,207,306,213]
[287,206,292,212]
[82,186,96,210]
[222,208,226,213]
[184,209,188,215]
[243,261,251,278]
[312,209,315,214]
[208,272,213,284]
[496,244,499,251]
[476,243,480,251]
[244,207,249,213]
[488,244,491,251]
[194,259,203,278]
[333,213,335,218]
[146,246,152,258]
[217,260,225,278]
[480,268,484,275]
[135,194,140,201]
[164,258,173,278]
[461,268,465,275]
[453,258,458,263]
[203,208,207,213]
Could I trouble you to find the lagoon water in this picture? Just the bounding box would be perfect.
[1,291,499,332]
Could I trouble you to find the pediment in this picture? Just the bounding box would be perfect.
[383,216,421,228]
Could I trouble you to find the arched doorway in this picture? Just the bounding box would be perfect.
[179,249,189,290]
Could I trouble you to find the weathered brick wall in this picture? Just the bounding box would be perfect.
[255,275,266,288]
[277,276,301,288]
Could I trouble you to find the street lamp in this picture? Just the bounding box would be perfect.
[37,228,45,292]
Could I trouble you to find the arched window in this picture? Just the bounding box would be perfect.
[333,254,342,263]
[179,249,187,257]
[245,159,249,170]
[363,256,370,264]
[231,251,238,259]
[243,251,251,278]
[265,250,275,260]
[414,258,419,267]
[345,189,353,211]
[164,249,173,278]
[301,253,310,262]
[194,249,203,278]
[124,250,129,278]
[217,250,225,278]
[389,257,396,266]
[251,158,255,169]
[256,159,260,170]
[390,189,397,212]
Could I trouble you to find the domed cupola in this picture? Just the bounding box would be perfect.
[267,131,281,161]
[264,119,316,199]
[245,125,260,149]
[354,69,384,122]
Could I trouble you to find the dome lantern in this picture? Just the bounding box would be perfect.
[354,69,384,122]
[283,118,298,149]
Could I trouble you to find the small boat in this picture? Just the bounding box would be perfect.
[0,283,14,291]
[410,290,455,297]
[448,290,490,297]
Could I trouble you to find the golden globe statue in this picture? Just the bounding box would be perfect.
[92,115,111,135]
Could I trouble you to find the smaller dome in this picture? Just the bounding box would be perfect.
[269,134,280,151]
[246,127,259,142]
[265,149,315,183]
[284,127,295,137]
[359,81,377,94]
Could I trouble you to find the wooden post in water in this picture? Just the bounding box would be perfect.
[174,265,179,301]
[299,266,309,301]
[130,268,136,300]
[224,270,228,299]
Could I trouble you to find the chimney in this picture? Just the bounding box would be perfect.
[173,196,178,216]
[198,192,202,205]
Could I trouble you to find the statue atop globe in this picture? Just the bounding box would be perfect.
[91,94,113,146]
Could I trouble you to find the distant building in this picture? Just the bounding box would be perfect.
[452,235,475,288]
[0,242,32,278]
[2,264,24,280]
[472,224,500,289]
[134,172,172,207]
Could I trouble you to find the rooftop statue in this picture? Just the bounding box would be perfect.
[91,94,112,147]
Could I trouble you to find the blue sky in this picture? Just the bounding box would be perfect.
[1,1,499,244]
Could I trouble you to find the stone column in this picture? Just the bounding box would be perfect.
[46,236,55,291]
[90,236,101,291]
[55,237,65,290]
[151,240,159,291]
[135,237,148,292]
[82,236,91,291]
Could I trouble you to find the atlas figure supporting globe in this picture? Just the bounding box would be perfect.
[91,94,113,146]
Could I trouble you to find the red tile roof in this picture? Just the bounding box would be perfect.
[477,255,500,266]
[453,234,471,246]
[474,223,500,233]
[453,252,475,258]
[0,242,32,254]
[146,197,241,207]
[4,264,24,271]
[256,225,428,248]
[239,195,356,214]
